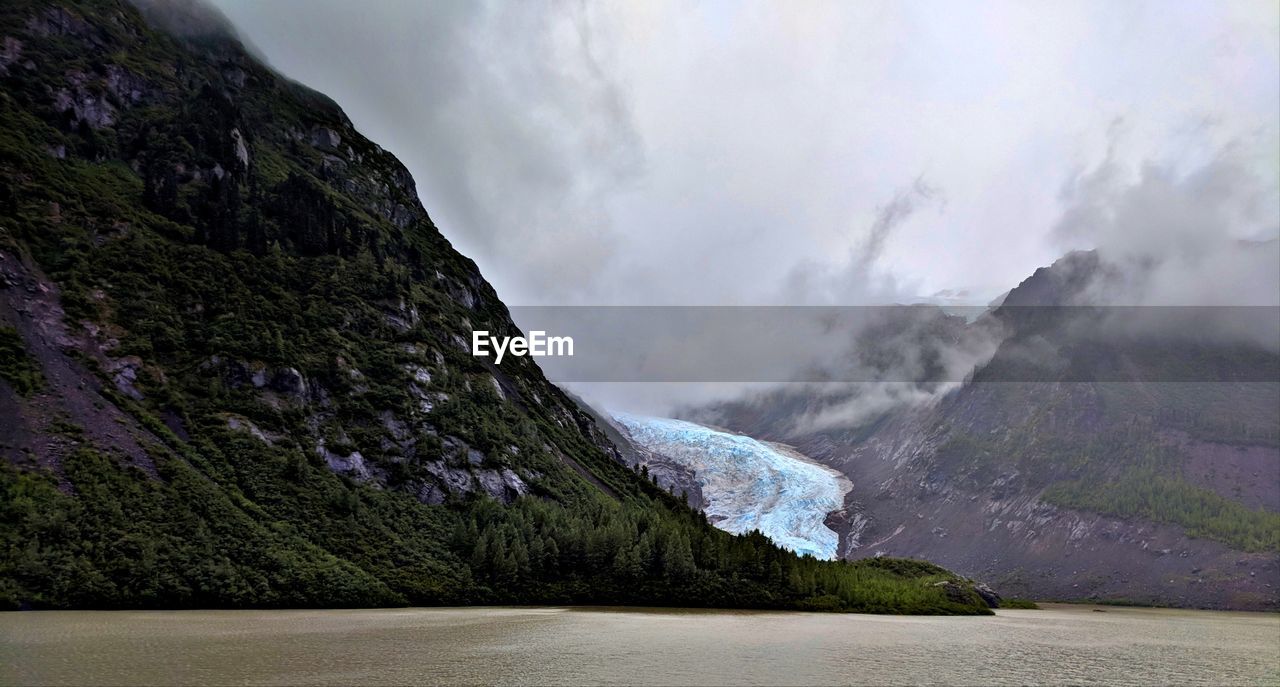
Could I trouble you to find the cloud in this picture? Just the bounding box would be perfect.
[785,383,951,434]
[208,0,642,304]
[209,0,1278,312]
[1049,133,1279,348]
[205,0,1278,414]
[1053,127,1279,301]
[779,179,943,306]
[129,0,239,39]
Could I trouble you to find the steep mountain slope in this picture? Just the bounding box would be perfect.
[0,0,992,614]
[694,252,1280,610]
[567,391,706,510]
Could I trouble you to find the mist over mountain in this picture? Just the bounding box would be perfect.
[0,0,995,615]
[3,3,1279,686]
[206,0,1279,311]
[200,0,1279,442]
[685,251,1280,609]
[0,0,1276,623]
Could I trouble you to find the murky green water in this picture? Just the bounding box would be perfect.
[2,604,1277,686]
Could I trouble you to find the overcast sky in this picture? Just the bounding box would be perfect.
[208,0,1279,308]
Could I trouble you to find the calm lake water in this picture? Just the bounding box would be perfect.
[2,604,1277,686]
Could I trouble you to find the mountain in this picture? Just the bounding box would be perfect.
[0,0,994,614]
[690,252,1280,610]
[566,391,706,510]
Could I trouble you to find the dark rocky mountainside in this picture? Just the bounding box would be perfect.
[0,0,993,614]
[568,392,706,511]
[693,251,1280,610]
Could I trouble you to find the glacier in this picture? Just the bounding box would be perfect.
[612,413,851,559]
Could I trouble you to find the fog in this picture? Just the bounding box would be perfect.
[202,0,1279,417]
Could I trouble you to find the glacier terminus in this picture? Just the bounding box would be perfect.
[612,414,852,560]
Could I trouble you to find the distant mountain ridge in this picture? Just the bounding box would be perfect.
[690,249,1280,610]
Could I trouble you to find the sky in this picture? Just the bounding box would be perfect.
[207,0,1279,309]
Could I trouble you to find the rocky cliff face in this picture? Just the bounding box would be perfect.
[568,392,707,510]
[0,0,675,608]
[694,253,1280,610]
[0,0,627,507]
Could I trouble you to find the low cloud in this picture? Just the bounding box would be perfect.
[209,0,642,304]
[780,179,943,306]
[205,0,1278,417]
[1054,138,1279,307]
[1049,136,1279,350]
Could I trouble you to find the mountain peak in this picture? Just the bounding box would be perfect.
[998,250,1102,307]
[127,0,238,41]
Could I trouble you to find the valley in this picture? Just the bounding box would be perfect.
[673,262,1280,610]
[0,0,1276,684]
[0,0,994,617]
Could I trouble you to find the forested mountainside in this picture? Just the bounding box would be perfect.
[0,0,996,614]
[692,252,1280,610]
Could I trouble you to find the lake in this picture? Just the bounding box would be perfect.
[2,604,1277,686]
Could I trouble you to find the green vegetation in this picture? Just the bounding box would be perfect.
[0,326,44,396]
[0,0,991,615]
[1098,382,1280,448]
[935,389,1280,553]
[1044,472,1280,553]
[1001,598,1039,609]
[0,440,985,613]
[1092,598,1164,608]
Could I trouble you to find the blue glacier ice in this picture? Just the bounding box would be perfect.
[612,413,851,559]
